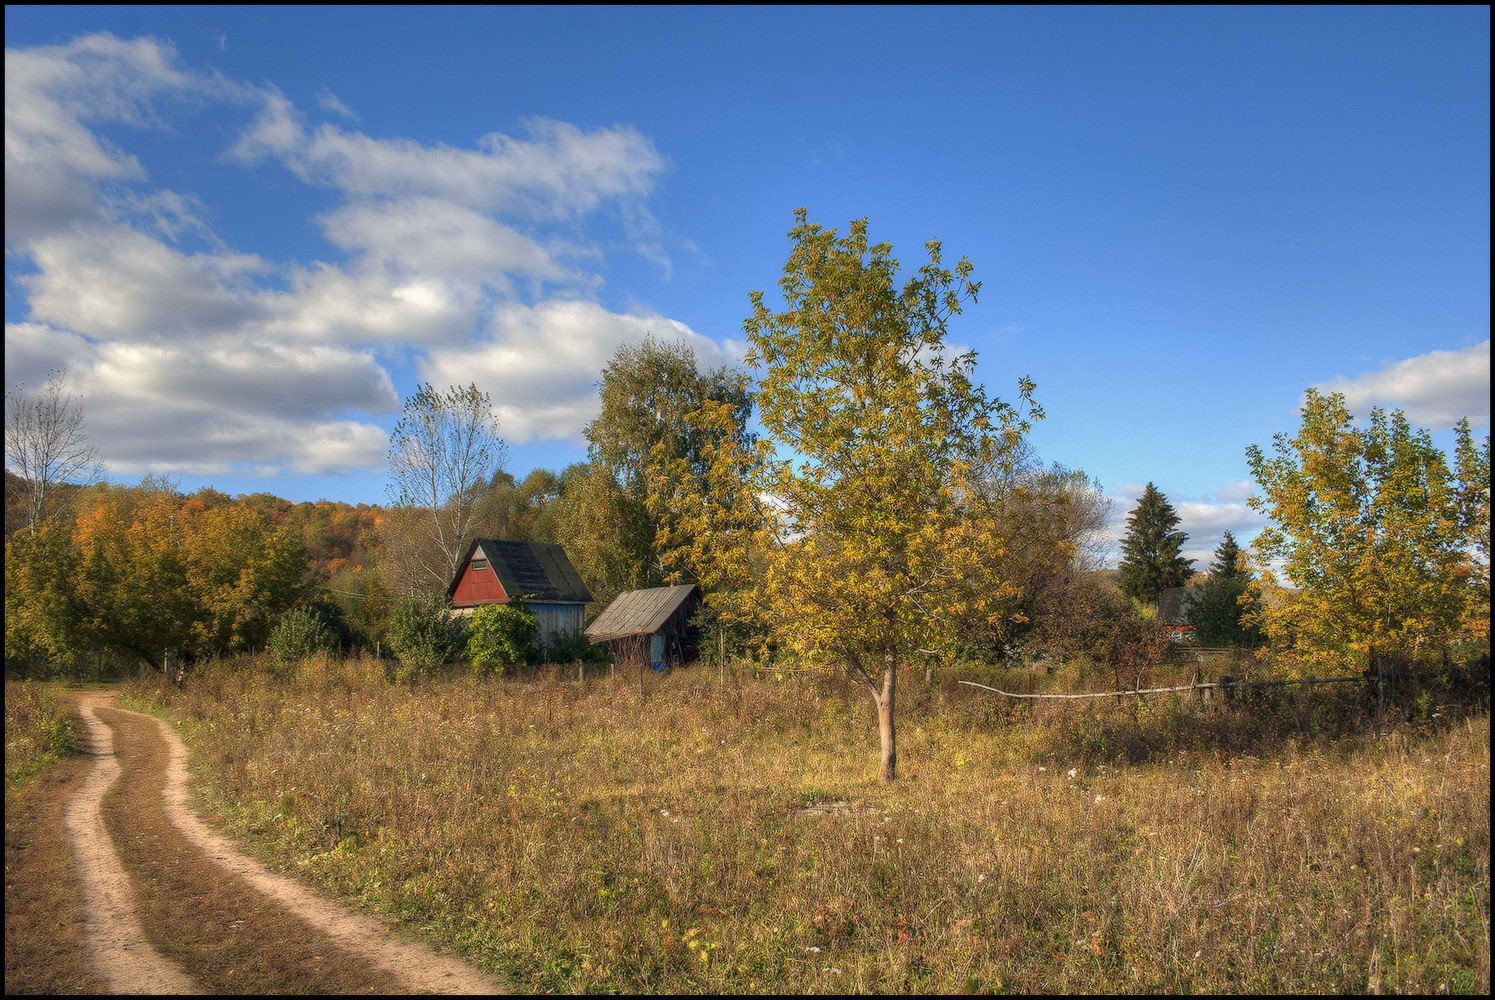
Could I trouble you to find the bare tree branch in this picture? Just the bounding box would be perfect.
[4,368,102,535]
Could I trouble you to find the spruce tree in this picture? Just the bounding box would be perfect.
[1186,531,1262,647]
[1117,482,1194,604]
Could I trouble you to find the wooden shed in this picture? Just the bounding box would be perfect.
[446,538,592,645]
[584,584,700,670]
[1157,586,1196,645]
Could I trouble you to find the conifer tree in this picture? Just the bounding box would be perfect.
[1186,531,1261,647]
[1117,482,1193,604]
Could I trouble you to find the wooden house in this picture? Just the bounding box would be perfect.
[446,538,592,645]
[584,584,700,670]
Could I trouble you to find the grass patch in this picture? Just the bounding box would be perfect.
[125,656,1491,993]
[5,680,79,793]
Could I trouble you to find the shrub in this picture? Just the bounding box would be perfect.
[540,626,609,665]
[385,595,468,679]
[466,602,539,675]
[267,607,336,670]
[4,680,76,789]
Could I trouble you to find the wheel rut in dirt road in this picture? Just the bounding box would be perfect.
[103,696,507,996]
[64,693,202,995]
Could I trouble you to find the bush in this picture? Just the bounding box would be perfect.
[466,602,539,675]
[541,627,609,665]
[267,607,336,670]
[385,595,469,679]
[4,680,77,789]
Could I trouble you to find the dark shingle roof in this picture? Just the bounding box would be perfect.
[447,538,592,604]
[584,584,698,642]
[1157,586,1193,627]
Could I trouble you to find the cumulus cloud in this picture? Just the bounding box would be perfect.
[421,300,744,443]
[228,98,667,221]
[1317,340,1491,428]
[5,31,712,480]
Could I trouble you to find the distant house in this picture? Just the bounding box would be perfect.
[446,538,592,645]
[1157,586,1195,644]
[584,584,700,670]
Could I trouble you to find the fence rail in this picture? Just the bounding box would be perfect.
[957,674,1365,701]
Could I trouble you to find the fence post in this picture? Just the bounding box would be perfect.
[1376,651,1386,718]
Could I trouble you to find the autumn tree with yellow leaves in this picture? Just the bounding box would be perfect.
[653,210,1040,781]
[1244,389,1491,673]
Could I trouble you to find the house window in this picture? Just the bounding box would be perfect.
[471,559,489,573]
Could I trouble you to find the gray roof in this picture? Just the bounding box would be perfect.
[447,538,592,605]
[1157,586,1193,627]
[585,584,698,642]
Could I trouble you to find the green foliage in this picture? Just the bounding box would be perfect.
[1245,390,1491,670]
[1117,483,1194,604]
[555,462,657,608]
[5,519,87,667]
[267,608,337,669]
[1186,532,1263,647]
[4,680,77,790]
[539,627,609,665]
[465,602,539,674]
[324,567,390,648]
[586,334,754,496]
[384,594,469,675]
[574,336,756,604]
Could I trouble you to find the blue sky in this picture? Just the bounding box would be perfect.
[4,6,1490,563]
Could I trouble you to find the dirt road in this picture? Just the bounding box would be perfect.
[60,691,506,995]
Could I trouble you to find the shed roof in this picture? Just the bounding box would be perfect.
[584,584,698,642]
[447,538,592,605]
[1157,586,1193,627]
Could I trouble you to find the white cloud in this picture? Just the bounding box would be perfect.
[315,87,357,121]
[1317,340,1491,428]
[229,103,667,221]
[4,321,397,476]
[421,300,744,443]
[4,32,718,481]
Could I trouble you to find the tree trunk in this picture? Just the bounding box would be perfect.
[876,657,897,782]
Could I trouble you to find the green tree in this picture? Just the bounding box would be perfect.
[1117,483,1194,604]
[557,462,656,609]
[583,336,755,593]
[660,210,1040,781]
[586,335,753,495]
[1244,390,1490,671]
[267,608,336,669]
[1185,531,1262,647]
[384,594,469,675]
[465,602,538,674]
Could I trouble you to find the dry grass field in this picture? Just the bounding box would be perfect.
[112,656,1492,994]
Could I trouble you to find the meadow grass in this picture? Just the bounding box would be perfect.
[4,679,79,793]
[124,657,1490,994]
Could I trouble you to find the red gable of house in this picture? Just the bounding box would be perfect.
[450,552,508,607]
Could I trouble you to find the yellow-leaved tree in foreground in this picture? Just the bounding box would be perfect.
[651,210,1039,781]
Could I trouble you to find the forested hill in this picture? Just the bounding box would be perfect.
[4,471,382,581]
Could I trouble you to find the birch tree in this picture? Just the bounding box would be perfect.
[4,369,101,534]
[386,383,506,591]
